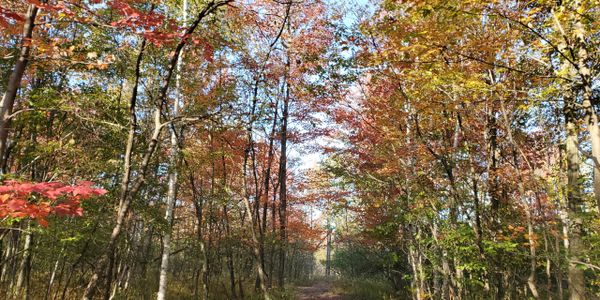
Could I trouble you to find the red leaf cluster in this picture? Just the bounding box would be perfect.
[0,180,106,227]
[109,0,165,28]
[0,6,24,28]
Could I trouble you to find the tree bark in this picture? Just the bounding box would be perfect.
[44,245,64,300]
[156,133,180,300]
[0,4,40,173]
[260,99,278,288]
[564,87,587,300]
[242,144,272,299]
[277,43,290,289]
[15,228,32,300]
[188,168,209,299]
[157,1,187,297]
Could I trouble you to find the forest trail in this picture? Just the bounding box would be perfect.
[295,281,345,300]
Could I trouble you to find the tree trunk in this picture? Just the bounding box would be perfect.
[325,218,331,277]
[242,147,272,299]
[260,99,278,288]
[157,1,187,297]
[0,4,40,172]
[269,180,278,288]
[15,228,32,300]
[409,244,422,300]
[83,108,163,300]
[225,204,238,300]
[156,146,179,300]
[430,220,450,300]
[564,88,587,300]
[525,204,539,299]
[571,0,600,211]
[277,48,290,289]
[189,171,209,299]
[44,245,64,300]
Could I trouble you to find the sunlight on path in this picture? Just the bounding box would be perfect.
[295,281,345,300]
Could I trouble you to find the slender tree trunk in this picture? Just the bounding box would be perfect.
[525,204,539,299]
[189,172,209,299]
[0,4,40,172]
[225,204,238,300]
[429,219,450,300]
[216,143,238,300]
[485,104,500,212]
[15,228,32,300]
[555,226,565,300]
[243,142,271,299]
[277,50,290,289]
[44,245,64,300]
[157,1,187,297]
[325,218,331,277]
[82,37,158,299]
[51,251,66,300]
[543,230,552,298]
[269,180,278,288]
[261,99,279,288]
[416,244,427,300]
[249,120,264,292]
[409,244,422,300]
[1,230,19,287]
[83,108,163,300]
[156,150,179,300]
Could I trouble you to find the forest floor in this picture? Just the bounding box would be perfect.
[295,281,346,300]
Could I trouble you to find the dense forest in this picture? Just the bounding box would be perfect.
[0,0,599,299]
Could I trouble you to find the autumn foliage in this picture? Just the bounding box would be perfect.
[0,180,105,227]
[0,0,598,299]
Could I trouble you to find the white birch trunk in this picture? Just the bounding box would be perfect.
[157,2,187,299]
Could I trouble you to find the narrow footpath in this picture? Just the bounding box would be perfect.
[295,281,345,300]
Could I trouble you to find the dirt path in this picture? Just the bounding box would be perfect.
[295,281,345,300]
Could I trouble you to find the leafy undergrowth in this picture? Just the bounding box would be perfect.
[162,281,296,300]
[331,278,398,300]
[104,278,296,300]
